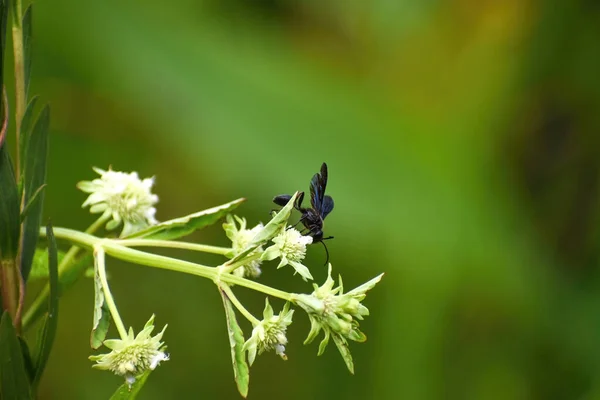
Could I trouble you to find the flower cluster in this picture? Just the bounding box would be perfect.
[293,264,383,372]
[224,213,315,281]
[70,168,383,393]
[77,167,158,237]
[223,215,264,278]
[243,299,294,365]
[89,315,169,386]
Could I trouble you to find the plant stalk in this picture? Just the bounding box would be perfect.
[117,239,231,256]
[94,246,128,339]
[11,0,25,178]
[51,227,293,300]
[220,284,259,325]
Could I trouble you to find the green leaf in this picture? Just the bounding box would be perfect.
[91,250,110,349]
[31,222,59,390]
[20,183,45,221]
[126,198,245,240]
[346,272,385,297]
[0,0,13,247]
[0,144,20,259]
[0,313,32,399]
[0,0,7,95]
[109,370,151,400]
[220,289,249,398]
[23,251,92,333]
[18,337,35,383]
[59,252,93,290]
[18,96,40,180]
[22,5,32,98]
[331,334,354,374]
[91,298,110,350]
[20,105,50,282]
[8,0,17,27]
[317,329,330,356]
[226,192,298,267]
[27,247,66,280]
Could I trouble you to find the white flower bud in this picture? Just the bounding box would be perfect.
[77,167,159,237]
[89,315,168,386]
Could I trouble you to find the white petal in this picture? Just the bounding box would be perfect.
[150,352,170,369]
[90,203,108,214]
[125,374,136,388]
[275,344,286,358]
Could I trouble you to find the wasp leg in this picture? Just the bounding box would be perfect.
[288,216,307,230]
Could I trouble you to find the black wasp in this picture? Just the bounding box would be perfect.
[273,162,335,264]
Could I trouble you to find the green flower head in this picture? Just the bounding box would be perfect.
[223,215,264,279]
[294,264,383,373]
[77,167,159,237]
[243,299,294,366]
[89,315,169,386]
[261,227,313,281]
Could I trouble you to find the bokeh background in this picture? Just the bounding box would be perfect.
[8,0,600,398]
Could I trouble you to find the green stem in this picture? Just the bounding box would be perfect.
[221,252,261,275]
[11,0,24,178]
[117,239,231,256]
[8,0,25,329]
[59,215,110,275]
[94,246,128,339]
[0,259,19,322]
[48,227,293,301]
[220,284,259,325]
[22,215,109,331]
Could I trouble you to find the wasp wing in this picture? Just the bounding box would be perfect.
[321,195,334,219]
[309,162,328,214]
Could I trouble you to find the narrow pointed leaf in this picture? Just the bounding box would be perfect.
[0,313,32,399]
[90,300,110,349]
[220,289,249,398]
[32,222,59,390]
[0,0,7,92]
[18,337,35,382]
[0,143,19,258]
[303,315,322,345]
[20,183,46,221]
[331,334,354,374]
[226,192,298,266]
[109,370,151,400]
[22,5,32,97]
[91,249,110,349]
[20,105,50,282]
[18,96,40,177]
[346,273,384,297]
[317,329,330,356]
[126,198,245,240]
[8,0,17,26]
[0,22,16,255]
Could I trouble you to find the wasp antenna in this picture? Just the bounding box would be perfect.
[320,240,330,266]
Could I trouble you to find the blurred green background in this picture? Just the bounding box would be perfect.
[9,0,600,398]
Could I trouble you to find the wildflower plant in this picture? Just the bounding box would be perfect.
[0,0,384,398]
